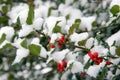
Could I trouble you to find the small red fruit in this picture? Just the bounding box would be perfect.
[80,72,86,77]
[57,60,67,72]
[62,60,67,67]
[106,60,112,65]
[58,36,66,44]
[57,62,64,72]
[50,44,55,48]
[88,51,103,65]
[48,38,50,43]
[58,43,63,48]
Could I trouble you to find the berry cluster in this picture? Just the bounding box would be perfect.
[88,52,103,65]
[57,60,67,72]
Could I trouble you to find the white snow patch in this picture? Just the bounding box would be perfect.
[12,48,29,65]
[52,49,69,62]
[0,26,14,41]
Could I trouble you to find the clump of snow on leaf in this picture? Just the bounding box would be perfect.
[0,26,14,41]
[70,32,89,44]
[12,48,29,65]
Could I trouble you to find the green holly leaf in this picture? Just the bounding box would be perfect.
[68,19,81,37]
[0,34,6,43]
[78,39,87,46]
[84,59,91,69]
[98,66,108,80]
[26,3,34,25]
[53,26,61,33]
[28,44,41,55]
[116,46,120,57]
[48,7,54,17]
[21,39,27,48]
[52,21,61,33]
[2,5,8,13]
[0,43,13,51]
[110,5,120,15]
[0,17,8,23]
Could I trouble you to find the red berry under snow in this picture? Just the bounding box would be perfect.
[106,60,112,65]
[88,51,103,65]
[57,60,67,72]
[80,72,86,77]
[50,44,55,48]
[58,35,66,44]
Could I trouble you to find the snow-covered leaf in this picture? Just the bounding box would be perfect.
[12,48,29,65]
[52,49,69,62]
[0,34,6,43]
[68,19,81,37]
[0,26,15,41]
[85,37,94,49]
[71,61,83,73]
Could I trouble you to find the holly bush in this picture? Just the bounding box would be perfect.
[0,0,120,80]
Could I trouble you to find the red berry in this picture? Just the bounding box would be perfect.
[80,72,86,77]
[48,38,50,43]
[93,52,98,58]
[57,62,64,72]
[50,44,55,48]
[98,58,103,63]
[88,51,103,65]
[106,60,112,65]
[58,36,65,44]
[88,52,93,59]
[62,60,67,67]
[58,43,63,48]
[57,61,66,72]
[95,61,100,65]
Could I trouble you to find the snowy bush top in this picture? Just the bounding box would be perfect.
[0,0,120,80]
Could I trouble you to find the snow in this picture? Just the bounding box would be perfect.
[7,3,29,24]
[79,16,96,31]
[50,33,62,43]
[31,38,40,45]
[34,64,41,70]
[106,30,120,46]
[110,58,120,65]
[12,38,25,49]
[0,26,14,41]
[40,45,47,58]
[43,16,58,36]
[18,24,33,37]
[110,46,116,56]
[85,37,94,49]
[58,5,82,19]
[12,48,29,65]
[90,45,108,56]
[41,67,52,74]
[1,0,120,79]
[65,0,74,5]
[106,71,114,80]
[0,74,8,80]
[65,52,78,61]
[70,32,89,44]
[52,49,69,62]
[0,40,10,49]
[87,65,100,78]
[83,54,90,64]
[71,61,83,73]
[110,0,120,8]
[33,18,44,30]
